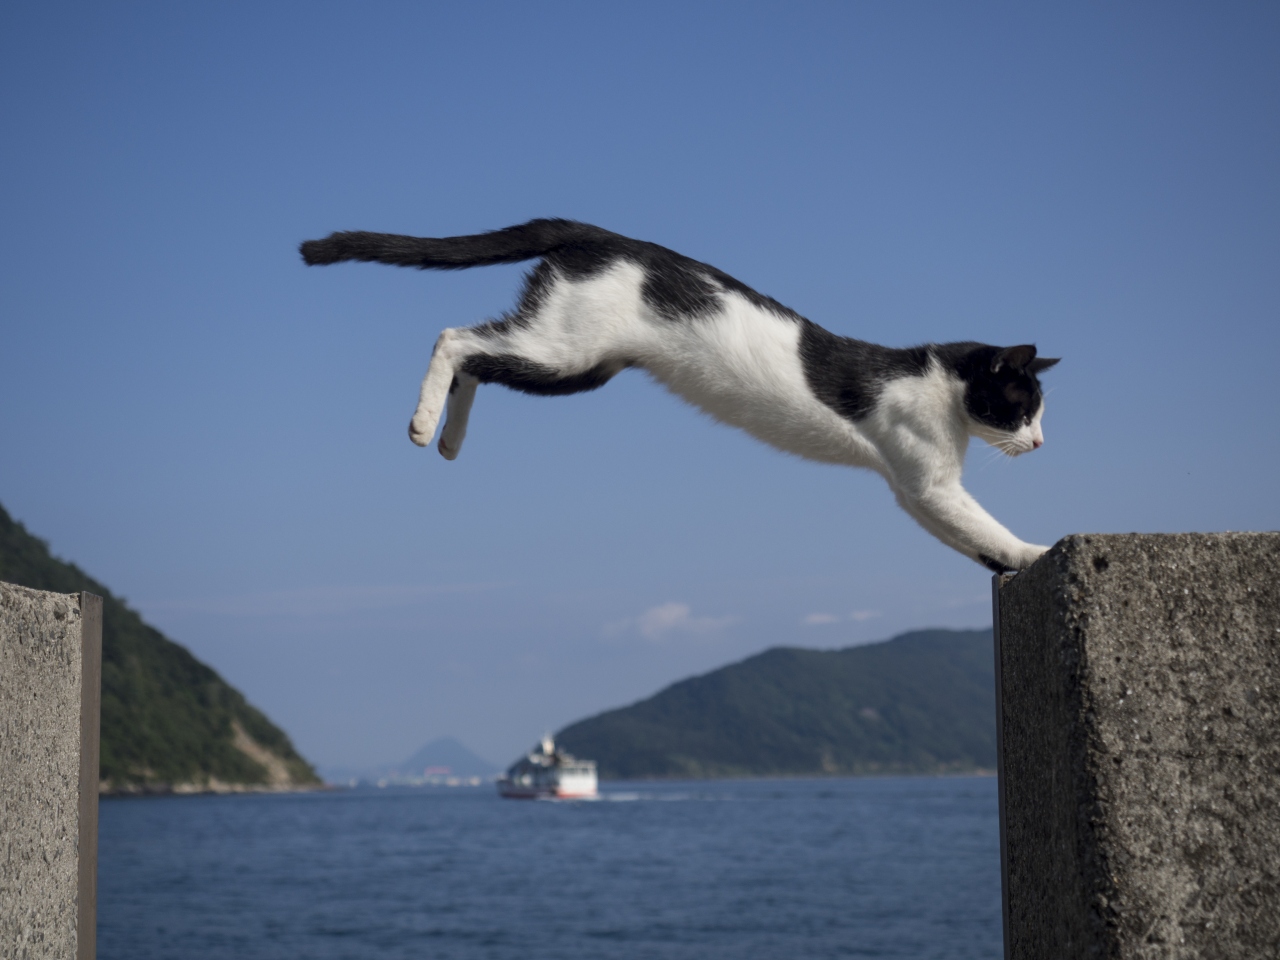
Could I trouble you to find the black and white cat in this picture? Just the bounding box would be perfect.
[301,220,1058,572]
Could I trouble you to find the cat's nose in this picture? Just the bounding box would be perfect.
[1032,438,1043,449]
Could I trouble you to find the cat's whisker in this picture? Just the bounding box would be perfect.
[977,439,1018,469]
[981,448,1008,469]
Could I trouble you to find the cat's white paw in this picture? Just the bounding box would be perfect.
[978,543,1050,573]
[408,412,439,447]
[1015,544,1051,570]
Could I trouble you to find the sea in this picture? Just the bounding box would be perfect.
[98,776,1003,960]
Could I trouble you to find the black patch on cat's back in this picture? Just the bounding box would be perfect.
[799,321,931,421]
[639,258,722,321]
[535,224,803,325]
[504,261,559,325]
[462,354,623,396]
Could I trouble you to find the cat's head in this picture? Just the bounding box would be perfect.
[962,344,1059,456]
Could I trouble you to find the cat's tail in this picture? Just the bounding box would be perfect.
[299,218,604,271]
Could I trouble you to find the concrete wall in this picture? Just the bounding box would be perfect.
[994,534,1280,960]
[1,583,101,960]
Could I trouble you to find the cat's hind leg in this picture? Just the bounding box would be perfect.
[409,327,475,447]
[437,372,479,460]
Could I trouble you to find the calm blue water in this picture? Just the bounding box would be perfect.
[98,776,1002,959]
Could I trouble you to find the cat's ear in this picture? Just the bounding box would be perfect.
[992,344,1038,373]
[1029,356,1060,374]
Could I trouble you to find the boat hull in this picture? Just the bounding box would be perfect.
[496,782,597,800]
[497,737,598,800]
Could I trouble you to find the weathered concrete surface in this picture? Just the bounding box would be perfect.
[994,534,1280,960]
[1,583,101,960]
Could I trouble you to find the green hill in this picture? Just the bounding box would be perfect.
[0,502,320,794]
[556,628,995,779]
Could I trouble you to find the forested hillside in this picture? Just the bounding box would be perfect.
[0,503,320,793]
[557,629,995,779]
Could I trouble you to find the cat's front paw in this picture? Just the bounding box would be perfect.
[977,544,1049,573]
[1014,544,1050,571]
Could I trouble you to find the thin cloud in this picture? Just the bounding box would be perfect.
[802,610,881,626]
[608,602,737,642]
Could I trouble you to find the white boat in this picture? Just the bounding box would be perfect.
[497,735,598,800]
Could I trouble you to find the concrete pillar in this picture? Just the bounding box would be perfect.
[1,583,102,960]
[993,534,1280,959]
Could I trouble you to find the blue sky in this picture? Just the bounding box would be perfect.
[3,2,1277,769]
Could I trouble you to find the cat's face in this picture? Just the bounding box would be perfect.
[964,345,1059,456]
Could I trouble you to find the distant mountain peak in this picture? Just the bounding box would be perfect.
[398,736,497,778]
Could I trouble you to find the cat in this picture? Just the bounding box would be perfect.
[300,219,1058,572]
